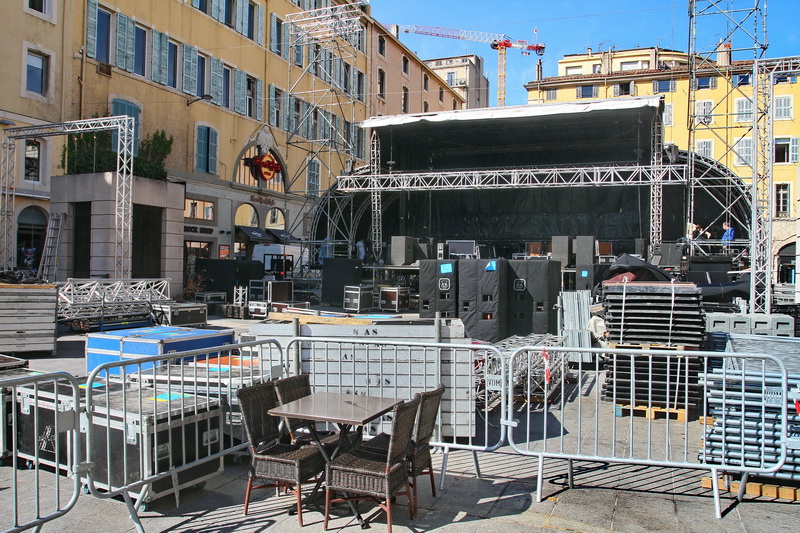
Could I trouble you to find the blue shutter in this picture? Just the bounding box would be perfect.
[192,0,201,8]
[116,14,129,70]
[235,0,246,34]
[86,0,98,59]
[211,0,223,21]
[282,21,291,60]
[294,33,304,66]
[197,126,208,171]
[268,84,277,126]
[210,58,223,104]
[270,14,279,53]
[234,69,246,114]
[256,5,265,45]
[160,33,169,84]
[209,128,218,174]
[791,138,799,163]
[256,78,264,122]
[151,30,162,83]
[183,45,197,95]
[283,95,292,131]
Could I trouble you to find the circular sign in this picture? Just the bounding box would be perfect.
[251,153,281,181]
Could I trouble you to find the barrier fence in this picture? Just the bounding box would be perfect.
[1,338,793,531]
[503,346,789,518]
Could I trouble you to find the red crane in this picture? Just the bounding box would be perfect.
[396,25,545,107]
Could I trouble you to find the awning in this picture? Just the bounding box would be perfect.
[236,226,274,242]
[267,228,299,243]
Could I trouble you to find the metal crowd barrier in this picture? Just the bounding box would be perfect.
[81,339,285,531]
[503,345,789,518]
[1,372,84,533]
[284,337,507,487]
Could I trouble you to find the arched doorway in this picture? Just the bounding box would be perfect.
[777,242,796,284]
[16,206,47,271]
[265,207,285,230]
[234,203,260,259]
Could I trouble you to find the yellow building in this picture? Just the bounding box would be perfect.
[526,47,799,279]
[0,1,462,292]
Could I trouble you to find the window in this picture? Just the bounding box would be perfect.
[545,88,557,101]
[343,62,351,94]
[775,137,799,164]
[307,158,320,196]
[26,0,55,21]
[653,79,675,93]
[94,7,112,64]
[270,15,285,57]
[735,137,753,166]
[423,101,429,113]
[774,75,797,85]
[356,71,365,101]
[28,0,45,13]
[111,99,141,155]
[377,35,386,56]
[224,0,234,26]
[695,76,716,90]
[733,73,750,86]
[167,41,178,88]
[402,87,409,113]
[735,98,753,123]
[614,82,633,96]
[402,56,409,75]
[196,54,207,96]
[196,0,210,13]
[246,2,256,40]
[565,66,582,76]
[776,184,790,218]
[439,87,444,102]
[446,72,455,85]
[620,61,639,71]
[246,76,256,118]
[775,96,793,120]
[695,139,713,159]
[270,86,284,126]
[196,125,218,174]
[222,66,231,108]
[577,85,598,99]
[592,64,602,74]
[377,69,385,99]
[184,198,215,221]
[133,25,147,77]
[452,98,457,110]
[24,140,41,182]
[423,74,429,91]
[26,51,47,95]
[663,103,673,126]
[695,100,713,125]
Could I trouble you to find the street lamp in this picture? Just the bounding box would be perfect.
[186,94,213,107]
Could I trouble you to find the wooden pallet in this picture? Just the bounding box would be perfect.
[614,403,689,422]
[701,476,800,500]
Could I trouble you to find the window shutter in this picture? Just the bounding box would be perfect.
[159,33,169,84]
[125,17,135,72]
[197,126,208,171]
[256,5,265,45]
[268,85,277,126]
[210,58,223,104]
[576,86,581,98]
[234,69,246,114]
[710,76,717,89]
[235,0,246,34]
[192,0,201,8]
[283,95,292,131]
[270,14,278,53]
[256,78,263,122]
[283,22,291,60]
[351,67,358,97]
[670,80,676,92]
[86,0,98,59]
[209,128,218,174]
[294,33,304,67]
[183,45,197,95]
[791,138,799,163]
[592,85,599,98]
[211,0,223,22]
[613,84,620,97]
[652,80,658,94]
[116,14,129,70]
[151,30,163,83]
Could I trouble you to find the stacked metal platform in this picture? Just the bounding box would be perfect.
[603,281,706,347]
[560,290,593,363]
[701,334,800,481]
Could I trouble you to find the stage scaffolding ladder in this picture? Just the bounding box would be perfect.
[37,212,64,282]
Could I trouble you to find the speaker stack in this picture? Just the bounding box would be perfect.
[419,260,459,319]
[575,235,597,291]
[508,259,562,335]
[551,236,573,268]
[321,258,363,306]
[458,259,508,343]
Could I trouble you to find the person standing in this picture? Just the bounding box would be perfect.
[721,221,735,249]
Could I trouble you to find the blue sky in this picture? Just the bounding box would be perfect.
[369,0,799,106]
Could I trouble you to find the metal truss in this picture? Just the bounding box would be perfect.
[57,278,170,320]
[337,164,687,192]
[650,115,665,247]
[285,2,364,42]
[688,1,769,311]
[369,132,382,257]
[0,117,134,276]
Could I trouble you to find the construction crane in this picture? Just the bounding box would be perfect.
[396,25,545,107]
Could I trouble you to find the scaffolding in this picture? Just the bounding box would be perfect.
[0,117,134,278]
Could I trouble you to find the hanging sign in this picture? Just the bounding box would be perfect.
[251,153,281,181]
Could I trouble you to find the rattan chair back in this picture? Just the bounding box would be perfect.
[274,374,313,433]
[236,381,281,451]
[413,383,445,447]
[387,395,421,467]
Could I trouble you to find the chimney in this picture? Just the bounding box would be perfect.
[389,24,399,39]
[586,47,593,56]
[536,59,543,81]
[717,41,731,66]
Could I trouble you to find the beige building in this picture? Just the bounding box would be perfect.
[0,0,462,294]
[525,46,800,281]
[425,54,490,109]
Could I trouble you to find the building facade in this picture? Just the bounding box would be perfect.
[525,47,799,281]
[424,54,489,109]
[1,0,463,296]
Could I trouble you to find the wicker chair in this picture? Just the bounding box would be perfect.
[236,381,326,526]
[324,395,421,533]
[362,384,445,514]
[274,374,343,452]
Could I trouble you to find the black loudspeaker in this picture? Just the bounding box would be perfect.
[575,263,613,291]
[458,259,508,343]
[390,236,417,266]
[635,238,648,257]
[196,259,264,302]
[652,243,684,267]
[575,236,596,267]
[321,258,363,306]
[508,259,561,335]
[551,236,573,268]
[419,260,458,318]
[436,243,450,260]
